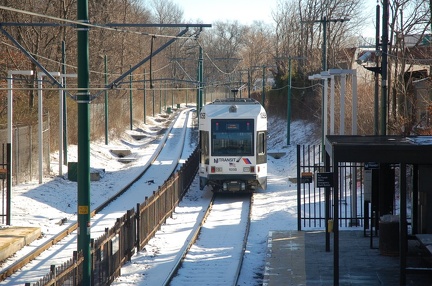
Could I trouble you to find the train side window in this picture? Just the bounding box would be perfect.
[200,131,209,164]
[257,131,266,155]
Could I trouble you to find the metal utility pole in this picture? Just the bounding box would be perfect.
[304,16,350,157]
[143,69,147,124]
[381,0,389,136]
[262,65,266,104]
[104,55,109,145]
[375,4,381,135]
[287,58,292,145]
[129,67,133,130]
[62,41,69,164]
[286,56,305,145]
[247,69,251,98]
[198,46,203,110]
[77,0,91,284]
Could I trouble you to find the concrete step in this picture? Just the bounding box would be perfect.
[0,226,41,261]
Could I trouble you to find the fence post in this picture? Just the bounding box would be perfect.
[136,203,140,253]
[73,251,78,286]
[296,145,301,231]
[50,265,56,282]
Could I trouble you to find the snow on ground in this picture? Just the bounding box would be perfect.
[112,117,320,286]
[0,111,180,273]
[1,105,320,285]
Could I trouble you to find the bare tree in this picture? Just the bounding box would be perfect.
[0,0,67,109]
[272,0,364,81]
[241,22,273,86]
[200,20,249,91]
[386,0,431,134]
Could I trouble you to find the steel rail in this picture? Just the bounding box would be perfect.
[162,194,216,286]
[164,193,253,286]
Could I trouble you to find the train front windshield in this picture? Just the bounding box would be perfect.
[211,119,254,156]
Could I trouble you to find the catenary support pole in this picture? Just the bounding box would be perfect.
[77,0,91,284]
[143,69,147,124]
[129,66,133,130]
[59,73,77,176]
[198,46,203,110]
[262,65,265,104]
[287,58,292,145]
[104,55,108,145]
[62,41,69,165]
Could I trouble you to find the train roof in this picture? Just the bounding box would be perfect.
[209,98,261,105]
[200,97,266,122]
[199,97,267,130]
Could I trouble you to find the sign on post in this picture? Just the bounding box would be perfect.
[364,162,379,170]
[316,172,334,188]
[301,171,313,184]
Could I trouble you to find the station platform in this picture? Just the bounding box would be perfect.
[0,226,41,261]
[263,230,432,286]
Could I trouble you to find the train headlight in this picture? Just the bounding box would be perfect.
[243,166,255,173]
[211,166,222,173]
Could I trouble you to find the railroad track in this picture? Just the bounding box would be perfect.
[122,191,253,286]
[0,109,195,284]
[167,193,252,286]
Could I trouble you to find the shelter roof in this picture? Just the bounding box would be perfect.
[325,135,432,164]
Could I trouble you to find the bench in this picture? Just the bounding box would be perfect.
[405,234,432,276]
[416,234,432,255]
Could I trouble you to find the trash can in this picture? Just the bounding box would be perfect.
[68,162,78,182]
[379,215,399,256]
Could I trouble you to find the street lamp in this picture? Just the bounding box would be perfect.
[38,71,60,184]
[7,70,33,225]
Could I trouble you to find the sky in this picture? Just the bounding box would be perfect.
[174,0,276,26]
[173,0,378,37]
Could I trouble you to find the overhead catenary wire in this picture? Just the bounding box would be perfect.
[0,5,285,99]
[195,39,243,76]
[0,5,203,40]
[0,17,200,99]
[0,5,247,82]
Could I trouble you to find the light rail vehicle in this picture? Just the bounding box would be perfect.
[199,98,267,192]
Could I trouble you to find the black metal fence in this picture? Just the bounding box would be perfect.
[0,144,7,224]
[296,145,365,230]
[25,147,199,286]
